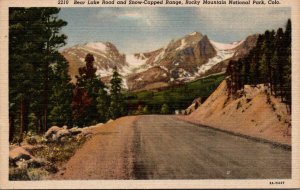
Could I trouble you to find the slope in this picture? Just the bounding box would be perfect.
[181,80,291,146]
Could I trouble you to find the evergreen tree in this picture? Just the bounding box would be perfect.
[9,8,69,140]
[251,35,264,85]
[48,55,74,126]
[160,103,170,114]
[109,67,125,119]
[72,87,93,126]
[73,53,106,125]
[226,60,235,95]
[263,30,276,92]
[283,19,291,110]
[96,88,110,122]
[243,57,251,85]
[274,28,285,99]
[225,19,291,110]
[143,105,149,114]
[9,8,45,140]
[39,8,68,132]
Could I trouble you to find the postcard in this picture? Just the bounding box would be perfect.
[0,0,299,189]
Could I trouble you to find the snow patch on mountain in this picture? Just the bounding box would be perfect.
[160,66,169,72]
[62,32,256,92]
[126,54,147,67]
[122,78,128,89]
[196,40,242,75]
[189,32,198,36]
[136,77,143,81]
[96,67,113,77]
[85,42,107,52]
[77,46,109,59]
[176,39,187,51]
[210,40,245,50]
[154,49,166,62]
[120,54,150,76]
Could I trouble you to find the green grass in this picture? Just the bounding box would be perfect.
[124,73,226,114]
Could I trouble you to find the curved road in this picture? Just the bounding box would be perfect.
[56,115,291,179]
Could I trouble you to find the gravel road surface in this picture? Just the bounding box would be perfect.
[56,115,291,179]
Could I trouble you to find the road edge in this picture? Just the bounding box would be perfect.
[177,116,291,150]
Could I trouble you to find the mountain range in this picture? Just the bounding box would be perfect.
[61,32,258,92]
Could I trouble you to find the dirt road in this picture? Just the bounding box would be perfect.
[56,115,291,179]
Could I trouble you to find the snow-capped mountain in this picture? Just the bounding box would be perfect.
[61,32,257,91]
[62,41,126,83]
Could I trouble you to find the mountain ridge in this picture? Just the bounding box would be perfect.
[61,32,258,91]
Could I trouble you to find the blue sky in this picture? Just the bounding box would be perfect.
[59,7,290,54]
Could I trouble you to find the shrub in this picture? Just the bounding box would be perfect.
[160,104,170,114]
[9,167,29,181]
[27,168,49,180]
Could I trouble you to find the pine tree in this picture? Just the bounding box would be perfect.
[109,67,125,119]
[225,19,291,112]
[48,55,74,126]
[243,57,251,85]
[72,87,93,126]
[274,28,285,99]
[96,88,110,122]
[9,8,44,140]
[39,8,68,132]
[73,53,107,125]
[9,8,69,140]
[251,35,264,85]
[263,30,276,92]
[283,19,291,110]
[226,60,235,95]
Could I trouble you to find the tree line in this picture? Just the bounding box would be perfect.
[226,19,291,111]
[9,8,125,142]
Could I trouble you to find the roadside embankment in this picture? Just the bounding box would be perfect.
[179,80,291,146]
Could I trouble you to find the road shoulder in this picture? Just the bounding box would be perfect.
[52,116,138,180]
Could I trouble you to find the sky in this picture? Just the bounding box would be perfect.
[59,7,290,54]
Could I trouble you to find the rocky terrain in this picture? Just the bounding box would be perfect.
[180,80,291,146]
[9,122,109,180]
[61,32,257,91]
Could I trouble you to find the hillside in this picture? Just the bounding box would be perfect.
[124,73,225,114]
[180,80,291,146]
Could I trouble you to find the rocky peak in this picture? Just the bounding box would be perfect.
[233,34,258,59]
[197,35,216,59]
[62,32,256,92]
[61,41,126,82]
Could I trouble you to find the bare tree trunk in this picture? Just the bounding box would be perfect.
[9,114,15,142]
[43,109,47,132]
[37,114,41,134]
[269,67,273,95]
[43,20,50,133]
[24,101,29,133]
[19,96,24,143]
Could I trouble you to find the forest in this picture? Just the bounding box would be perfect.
[9,8,125,142]
[226,19,291,111]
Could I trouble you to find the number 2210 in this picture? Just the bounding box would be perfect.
[58,0,69,4]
